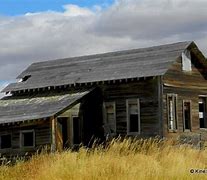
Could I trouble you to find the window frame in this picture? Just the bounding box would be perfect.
[182,100,192,131]
[20,129,35,148]
[126,98,140,135]
[166,94,178,132]
[0,133,12,150]
[103,101,116,136]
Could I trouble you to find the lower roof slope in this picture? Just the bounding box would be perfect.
[0,90,90,124]
[3,41,193,92]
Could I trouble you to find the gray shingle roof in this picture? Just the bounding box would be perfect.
[2,41,193,92]
[0,90,90,124]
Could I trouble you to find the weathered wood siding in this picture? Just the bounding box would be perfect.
[163,54,207,139]
[100,78,160,137]
[0,119,51,156]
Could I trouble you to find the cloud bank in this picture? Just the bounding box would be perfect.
[0,0,207,95]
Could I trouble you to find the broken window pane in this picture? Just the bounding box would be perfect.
[105,102,116,134]
[167,94,177,131]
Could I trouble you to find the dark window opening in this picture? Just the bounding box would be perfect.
[130,114,139,132]
[199,103,204,112]
[127,99,140,134]
[1,134,11,149]
[22,75,31,82]
[183,102,191,130]
[199,97,207,128]
[21,131,35,147]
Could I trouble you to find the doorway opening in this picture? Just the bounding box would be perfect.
[57,117,69,149]
[72,116,81,145]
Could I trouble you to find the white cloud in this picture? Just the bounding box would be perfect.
[63,4,95,17]
[0,0,207,95]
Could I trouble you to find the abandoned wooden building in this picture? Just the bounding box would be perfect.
[0,41,207,156]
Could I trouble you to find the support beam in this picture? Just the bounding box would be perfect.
[157,76,163,138]
[51,116,57,152]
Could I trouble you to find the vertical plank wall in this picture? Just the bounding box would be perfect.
[100,78,161,137]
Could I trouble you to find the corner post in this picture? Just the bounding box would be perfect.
[51,116,57,152]
[158,76,164,138]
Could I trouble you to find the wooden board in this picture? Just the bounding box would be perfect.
[3,41,192,92]
[162,53,207,141]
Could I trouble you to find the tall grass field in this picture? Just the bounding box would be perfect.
[0,138,206,180]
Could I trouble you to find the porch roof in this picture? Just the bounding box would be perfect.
[0,89,91,124]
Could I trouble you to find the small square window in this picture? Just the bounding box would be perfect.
[1,134,11,149]
[21,130,35,147]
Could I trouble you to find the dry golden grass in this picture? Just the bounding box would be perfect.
[0,138,207,180]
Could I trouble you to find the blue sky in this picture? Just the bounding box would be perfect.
[0,0,114,16]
